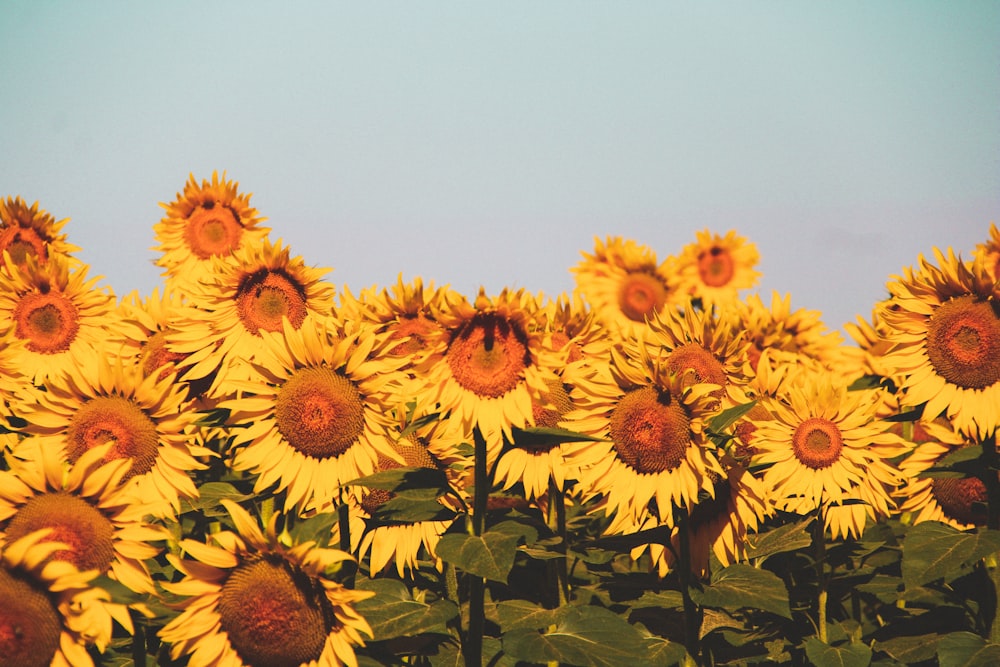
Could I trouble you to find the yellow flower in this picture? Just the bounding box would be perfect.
[219,317,409,515]
[896,418,986,529]
[0,254,122,384]
[14,353,210,518]
[879,248,1000,439]
[571,236,683,341]
[674,229,760,310]
[168,237,335,395]
[738,292,845,377]
[750,369,906,539]
[0,530,114,667]
[160,500,372,667]
[422,288,564,461]
[972,221,1000,283]
[0,195,80,270]
[153,171,270,294]
[562,334,723,530]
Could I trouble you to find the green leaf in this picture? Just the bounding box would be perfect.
[347,467,452,501]
[922,444,984,478]
[436,531,520,583]
[744,517,814,562]
[936,632,1000,667]
[355,579,458,640]
[288,511,338,546]
[501,606,652,667]
[804,638,872,667]
[847,374,885,391]
[643,635,689,667]
[630,590,685,610]
[902,522,1000,587]
[707,400,757,433]
[509,425,606,449]
[496,600,562,632]
[690,563,792,619]
[874,633,943,664]
[369,497,458,524]
[183,482,254,514]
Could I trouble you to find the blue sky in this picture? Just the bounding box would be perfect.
[2,2,997,333]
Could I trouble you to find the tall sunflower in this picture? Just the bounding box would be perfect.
[0,530,114,667]
[153,171,270,295]
[738,292,846,377]
[674,229,761,310]
[0,253,123,384]
[422,288,564,462]
[13,352,210,518]
[571,236,683,341]
[219,317,409,515]
[0,195,80,270]
[159,499,372,667]
[168,237,336,395]
[562,334,723,530]
[750,369,907,539]
[879,248,1000,439]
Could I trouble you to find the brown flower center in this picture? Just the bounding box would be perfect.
[12,291,80,354]
[0,568,61,667]
[609,387,691,474]
[792,418,843,469]
[932,477,988,526]
[666,343,728,392]
[183,202,244,259]
[275,368,365,459]
[446,313,529,398]
[617,271,667,322]
[697,246,735,288]
[67,396,160,480]
[235,269,309,336]
[4,493,116,574]
[218,556,332,667]
[389,314,442,356]
[1,228,47,268]
[517,381,574,454]
[926,295,1000,390]
[141,331,186,381]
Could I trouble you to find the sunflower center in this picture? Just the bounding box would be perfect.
[66,396,160,480]
[141,331,187,381]
[275,367,365,459]
[0,568,61,667]
[389,314,442,356]
[218,556,331,667]
[697,246,735,288]
[3,492,116,574]
[446,313,529,398]
[792,417,843,469]
[926,295,1000,389]
[609,387,691,474]
[5,233,47,267]
[617,271,667,322]
[12,291,80,354]
[932,477,988,526]
[666,343,727,391]
[183,203,243,259]
[235,270,309,336]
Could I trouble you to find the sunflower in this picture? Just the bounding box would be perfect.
[674,229,761,310]
[13,352,211,518]
[219,317,409,515]
[153,171,270,295]
[0,529,116,667]
[168,237,336,395]
[0,195,80,270]
[895,418,986,529]
[562,334,723,530]
[421,288,564,462]
[973,221,1000,283]
[750,369,907,539]
[0,253,123,384]
[738,292,846,378]
[571,236,683,341]
[879,248,1000,439]
[159,499,372,667]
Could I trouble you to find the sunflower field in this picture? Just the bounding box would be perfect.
[1,173,999,667]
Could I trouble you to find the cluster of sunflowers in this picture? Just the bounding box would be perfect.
[1,172,999,667]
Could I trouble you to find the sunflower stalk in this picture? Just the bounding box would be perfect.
[982,433,1000,643]
[813,507,828,644]
[463,428,490,667]
[547,478,570,608]
[675,506,702,666]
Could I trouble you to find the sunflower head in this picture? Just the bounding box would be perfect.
[972,222,1000,283]
[675,229,761,309]
[0,196,78,270]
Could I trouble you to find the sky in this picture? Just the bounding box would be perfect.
[1,2,998,335]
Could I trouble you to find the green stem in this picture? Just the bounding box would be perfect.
[814,508,828,644]
[464,428,490,667]
[131,608,146,667]
[982,434,1000,642]
[547,478,569,608]
[676,507,701,666]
